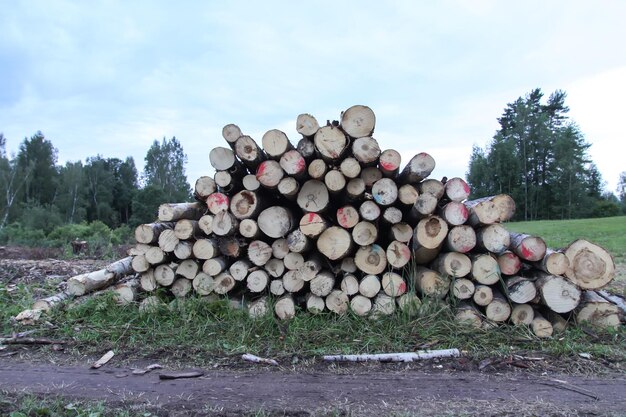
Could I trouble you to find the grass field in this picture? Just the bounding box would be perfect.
[504,215,626,260]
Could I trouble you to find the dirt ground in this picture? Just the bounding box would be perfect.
[1,249,625,416]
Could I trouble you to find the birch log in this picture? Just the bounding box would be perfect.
[564,239,615,290]
[67,257,133,296]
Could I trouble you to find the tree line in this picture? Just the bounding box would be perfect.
[467,88,624,221]
[0,133,192,238]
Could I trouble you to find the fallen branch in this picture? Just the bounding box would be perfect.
[0,337,65,345]
[159,371,204,380]
[242,353,279,366]
[598,290,626,316]
[323,349,460,362]
[91,350,115,369]
[68,256,133,296]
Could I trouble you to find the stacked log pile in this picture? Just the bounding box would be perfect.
[126,105,619,335]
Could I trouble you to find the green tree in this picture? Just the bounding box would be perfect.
[466,89,602,220]
[57,161,87,224]
[83,155,116,226]
[129,185,168,226]
[143,137,191,202]
[112,157,138,224]
[0,134,32,229]
[16,131,59,206]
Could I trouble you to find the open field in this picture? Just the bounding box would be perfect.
[0,216,625,415]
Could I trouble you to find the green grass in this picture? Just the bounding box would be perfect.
[505,215,626,260]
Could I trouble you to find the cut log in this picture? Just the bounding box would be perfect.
[141,242,167,264]
[218,236,245,258]
[195,176,217,200]
[32,291,70,312]
[339,157,362,179]
[350,295,373,316]
[438,202,469,226]
[346,178,366,201]
[473,284,494,307]
[248,296,269,318]
[209,146,238,171]
[235,135,265,170]
[378,149,401,178]
[531,311,553,338]
[128,243,151,256]
[135,222,175,244]
[371,178,398,207]
[230,190,264,220]
[464,198,499,227]
[297,180,330,213]
[325,289,349,315]
[192,239,219,260]
[504,276,537,304]
[541,308,569,333]
[296,113,320,137]
[497,251,522,276]
[264,258,285,278]
[489,194,516,222]
[257,206,295,238]
[470,254,500,285]
[412,216,449,250]
[371,293,396,317]
[171,278,192,298]
[192,272,215,295]
[287,229,311,253]
[279,150,306,178]
[198,214,214,235]
[451,278,475,300]
[340,274,360,296]
[272,238,290,260]
[158,202,204,222]
[431,252,471,278]
[299,213,329,238]
[360,167,383,187]
[314,125,348,161]
[310,271,335,297]
[256,160,284,189]
[270,279,285,296]
[176,259,199,280]
[397,293,422,314]
[576,291,620,328]
[455,302,482,328]
[413,267,450,299]
[243,174,261,191]
[341,105,376,138]
[398,153,436,184]
[262,129,293,160]
[67,257,133,296]
[173,241,193,260]
[510,303,534,325]
[532,249,569,276]
[535,273,582,313]
[297,137,316,160]
[336,205,360,229]
[275,295,296,320]
[298,257,323,282]
[154,263,177,287]
[283,252,305,270]
[282,270,305,293]
[247,270,269,293]
[325,169,346,193]
[248,240,273,266]
[413,245,442,265]
[306,293,326,313]
[509,233,547,262]
[359,201,381,222]
[386,240,412,269]
[340,257,357,273]
[443,177,470,202]
[202,256,229,276]
[397,184,419,207]
[355,244,387,275]
[381,272,407,297]
[212,211,239,236]
[485,289,511,322]
[222,123,243,145]
[206,192,230,215]
[308,159,328,179]
[381,207,402,225]
[352,136,380,166]
[359,275,382,298]
[230,259,252,282]
[239,219,261,239]
[278,177,300,200]
[564,239,615,290]
[174,220,200,240]
[390,222,413,243]
[445,225,476,253]
[476,224,511,254]
[213,272,236,295]
[411,193,438,219]
[419,179,445,199]
[317,226,353,261]
[131,254,151,273]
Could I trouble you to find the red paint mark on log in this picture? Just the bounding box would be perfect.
[462,181,470,194]
[520,243,533,260]
[308,213,317,222]
[256,161,267,178]
[296,157,306,172]
[398,281,407,294]
[380,160,396,171]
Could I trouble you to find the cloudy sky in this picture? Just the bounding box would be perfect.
[1,1,625,192]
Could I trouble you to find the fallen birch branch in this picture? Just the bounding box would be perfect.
[322,349,461,362]
[242,353,279,366]
[0,337,65,346]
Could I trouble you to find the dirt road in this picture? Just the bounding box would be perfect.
[1,359,624,416]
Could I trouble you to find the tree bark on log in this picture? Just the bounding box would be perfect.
[509,232,547,262]
[32,291,70,312]
[158,203,205,222]
[67,257,133,296]
[398,153,436,184]
[504,276,537,304]
[576,291,620,328]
